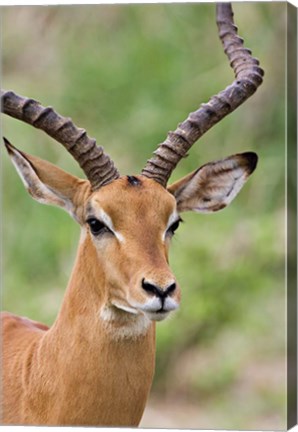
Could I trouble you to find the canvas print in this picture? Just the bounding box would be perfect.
[1,2,294,429]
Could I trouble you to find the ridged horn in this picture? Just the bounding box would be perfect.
[1,90,120,190]
[141,2,264,186]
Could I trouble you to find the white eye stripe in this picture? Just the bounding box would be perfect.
[92,207,125,243]
[97,209,114,231]
[162,210,180,241]
[166,210,180,230]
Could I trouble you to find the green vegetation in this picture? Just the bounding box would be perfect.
[2,3,286,429]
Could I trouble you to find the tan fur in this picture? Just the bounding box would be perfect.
[2,144,256,426]
[1,150,179,426]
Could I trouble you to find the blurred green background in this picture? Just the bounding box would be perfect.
[2,3,286,430]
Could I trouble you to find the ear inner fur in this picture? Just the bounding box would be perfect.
[167,152,258,213]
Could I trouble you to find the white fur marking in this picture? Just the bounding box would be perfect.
[131,296,179,314]
[111,301,139,315]
[99,305,151,339]
[162,210,180,241]
[10,155,31,190]
[222,172,248,205]
[98,208,125,243]
[10,151,75,216]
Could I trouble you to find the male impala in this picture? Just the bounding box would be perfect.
[1,3,263,427]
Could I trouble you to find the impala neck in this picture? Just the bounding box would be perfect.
[51,231,155,344]
[37,233,156,426]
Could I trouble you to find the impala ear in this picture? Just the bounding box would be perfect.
[167,152,258,213]
[4,138,88,218]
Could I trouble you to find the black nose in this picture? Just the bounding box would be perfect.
[142,279,176,298]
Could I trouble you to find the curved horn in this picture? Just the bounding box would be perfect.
[141,2,264,186]
[1,90,120,190]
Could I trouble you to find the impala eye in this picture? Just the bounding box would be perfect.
[87,218,112,236]
[167,218,182,236]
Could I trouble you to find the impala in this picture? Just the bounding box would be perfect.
[1,3,264,427]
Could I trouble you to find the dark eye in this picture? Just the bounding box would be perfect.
[167,218,182,236]
[87,218,112,236]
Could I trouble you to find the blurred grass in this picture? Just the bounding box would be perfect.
[2,3,286,430]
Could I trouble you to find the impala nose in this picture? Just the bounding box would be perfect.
[142,279,176,298]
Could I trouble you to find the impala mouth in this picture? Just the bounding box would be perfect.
[132,297,179,321]
[144,310,171,322]
[108,296,179,322]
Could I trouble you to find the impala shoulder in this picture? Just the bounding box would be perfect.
[1,312,49,335]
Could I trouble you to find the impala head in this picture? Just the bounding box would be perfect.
[2,3,263,325]
[84,175,180,322]
[4,139,257,323]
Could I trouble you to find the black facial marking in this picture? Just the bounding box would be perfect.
[127,175,141,186]
[242,152,258,173]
